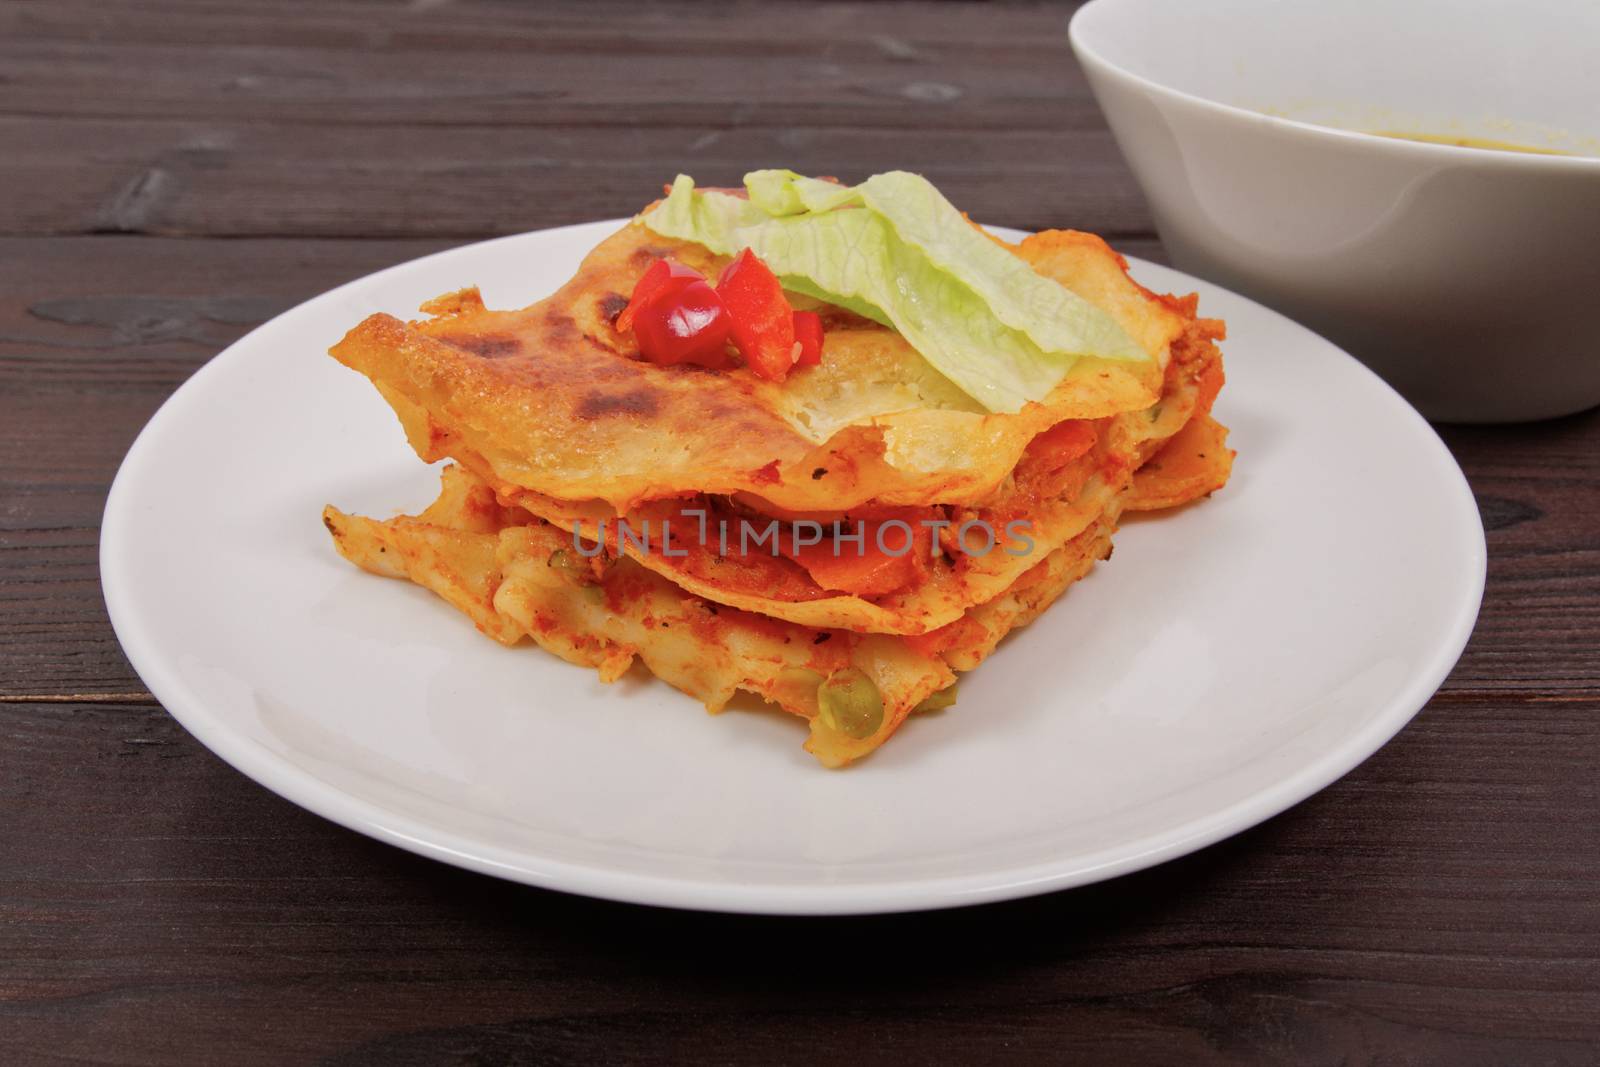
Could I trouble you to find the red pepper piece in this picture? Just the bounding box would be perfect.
[1028,419,1097,468]
[630,279,733,368]
[717,249,797,382]
[616,259,702,335]
[793,310,824,368]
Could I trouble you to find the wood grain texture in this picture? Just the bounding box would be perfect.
[0,0,1149,239]
[1,696,1596,1063]
[2,0,1598,1062]
[2,1,1106,131]
[3,116,1149,239]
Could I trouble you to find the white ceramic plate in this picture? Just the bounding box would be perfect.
[102,220,1485,915]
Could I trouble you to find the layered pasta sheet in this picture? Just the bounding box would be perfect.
[325,219,1233,765]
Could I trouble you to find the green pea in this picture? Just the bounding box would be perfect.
[547,549,603,602]
[817,668,884,740]
[548,548,593,582]
[913,684,958,714]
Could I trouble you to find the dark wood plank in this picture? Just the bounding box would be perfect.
[3,0,1103,130]
[0,0,1151,240]
[0,235,456,392]
[2,118,1148,239]
[1439,416,1600,693]
[1,696,1595,1063]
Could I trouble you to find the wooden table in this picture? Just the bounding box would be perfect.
[4,2,1597,1061]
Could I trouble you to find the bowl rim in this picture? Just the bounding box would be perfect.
[1068,0,1600,172]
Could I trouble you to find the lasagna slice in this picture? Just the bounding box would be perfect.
[324,180,1233,766]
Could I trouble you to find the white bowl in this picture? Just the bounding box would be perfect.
[1070,0,1600,422]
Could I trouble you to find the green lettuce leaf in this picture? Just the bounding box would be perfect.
[639,171,1149,413]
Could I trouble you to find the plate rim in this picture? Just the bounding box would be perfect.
[100,220,1487,915]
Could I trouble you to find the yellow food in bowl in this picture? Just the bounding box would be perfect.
[1368,131,1572,156]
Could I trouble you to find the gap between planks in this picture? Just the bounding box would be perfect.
[5,228,1172,244]
[0,689,1596,708]
[0,692,159,705]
